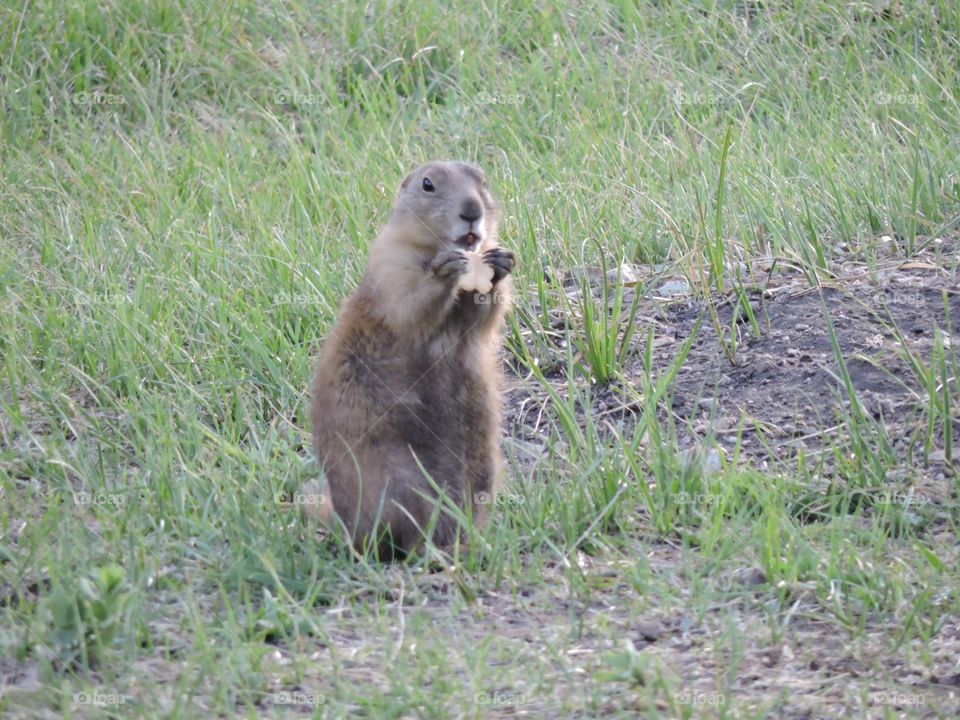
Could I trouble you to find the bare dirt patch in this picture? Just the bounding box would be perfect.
[507,241,959,502]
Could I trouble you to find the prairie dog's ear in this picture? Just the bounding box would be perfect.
[399,171,415,192]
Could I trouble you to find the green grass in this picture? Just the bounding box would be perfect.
[2,1,959,717]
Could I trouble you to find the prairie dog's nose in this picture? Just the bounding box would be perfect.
[459,198,483,223]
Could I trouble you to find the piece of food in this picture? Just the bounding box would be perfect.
[457,250,495,294]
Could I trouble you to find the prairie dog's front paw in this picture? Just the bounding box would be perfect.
[431,249,468,282]
[483,248,516,284]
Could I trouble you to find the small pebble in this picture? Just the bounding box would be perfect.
[734,567,768,587]
[656,279,691,297]
[636,621,663,642]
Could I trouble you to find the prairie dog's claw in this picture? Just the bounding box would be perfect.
[431,249,468,281]
[483,248,515,283]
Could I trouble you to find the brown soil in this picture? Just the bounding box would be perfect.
[506,241,960,504]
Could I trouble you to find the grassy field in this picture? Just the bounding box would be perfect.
[2,1,959,717]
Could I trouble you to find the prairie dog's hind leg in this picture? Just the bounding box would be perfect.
[297,477,334,526]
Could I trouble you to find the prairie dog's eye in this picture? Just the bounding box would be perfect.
[422,177,435,192]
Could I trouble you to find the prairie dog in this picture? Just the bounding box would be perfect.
[309,161,515,558]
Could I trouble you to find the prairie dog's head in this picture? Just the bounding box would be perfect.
[389,161,497,253]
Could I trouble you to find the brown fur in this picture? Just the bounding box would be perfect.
[309,161,515,558]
